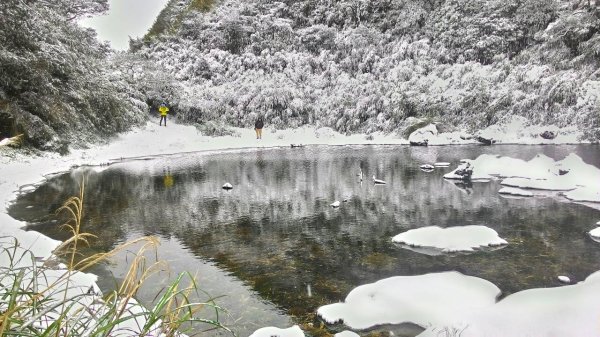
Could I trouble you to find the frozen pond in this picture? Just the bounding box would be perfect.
[8,144,600,336]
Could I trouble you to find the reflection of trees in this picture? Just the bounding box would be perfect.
[10,145,600,322]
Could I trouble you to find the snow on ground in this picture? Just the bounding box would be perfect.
[406,117,585,147]
[249,325,305,337]
[402,115,586,147]
[417,271,600,337]
[474,116,584,145]
[317,272,500,330]
[391,226,508,254]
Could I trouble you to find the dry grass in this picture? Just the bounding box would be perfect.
[0,179,232,337]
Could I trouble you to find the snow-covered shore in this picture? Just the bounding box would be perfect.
[1,117,592,262]
[1,118,598,337]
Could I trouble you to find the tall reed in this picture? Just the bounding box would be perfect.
[0,180,232,336]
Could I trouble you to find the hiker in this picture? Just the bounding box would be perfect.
[255,116,264,139]
[159,103,169,126]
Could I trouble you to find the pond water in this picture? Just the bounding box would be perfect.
[9,144,600,337]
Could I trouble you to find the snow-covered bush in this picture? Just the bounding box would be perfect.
[126,0,600,141]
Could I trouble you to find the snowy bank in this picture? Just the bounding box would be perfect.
[391,226,508,255]
[417,271,600,337]
[406,117,585,147]
[318,270,600,337]
[473,116,584,145]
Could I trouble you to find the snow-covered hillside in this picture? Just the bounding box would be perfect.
[133,0,600,139]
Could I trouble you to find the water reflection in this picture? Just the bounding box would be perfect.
[9,145,600,336]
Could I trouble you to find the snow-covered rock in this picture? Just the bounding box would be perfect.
[392,226,508,254]
[331,200,340,208]
[250,325,305,337]
[475,133,496,145]
[408,124,438,146]
[0,134,23,148]
[443,161,476,181]
[589,227,600,242]
[317,272,500,330]
[557,275,571,284]
[540,130,556,140]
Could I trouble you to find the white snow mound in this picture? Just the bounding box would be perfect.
[249,325,305,337]
[392,226,508,253]
[317,271,500,330]
[589,227,600,241]
[418,271,600,337]
[335,331,360,337]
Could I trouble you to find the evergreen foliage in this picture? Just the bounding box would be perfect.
[134,0,600,140]
[3,0,600,148]
[0,0,146,151]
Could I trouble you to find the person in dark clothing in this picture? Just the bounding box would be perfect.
[255,117,264,139]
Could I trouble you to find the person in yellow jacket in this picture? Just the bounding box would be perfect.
[159,103,169,126]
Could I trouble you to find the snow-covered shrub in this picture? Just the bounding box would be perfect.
[196,121,241,137]
[126,0,600,142]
